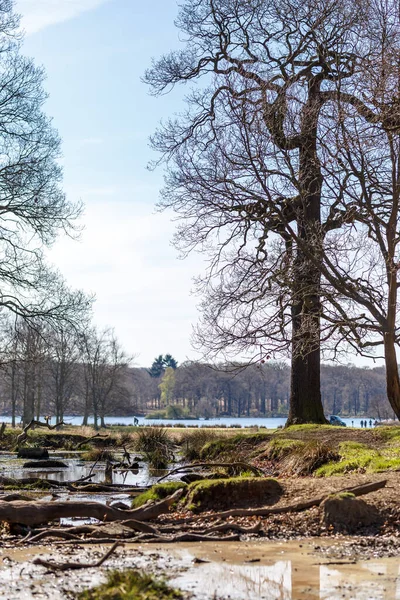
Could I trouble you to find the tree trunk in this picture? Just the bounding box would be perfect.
[287,83,326,426]
[384,334,400,419]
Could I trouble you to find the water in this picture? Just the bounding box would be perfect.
[168,539,400,599]
[0,415,379,428]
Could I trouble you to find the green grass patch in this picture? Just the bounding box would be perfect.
[264,438,302,460]
[131,481,187,508]
[77,569,183,599]
[316,441,400,476]
[200,432,270,461]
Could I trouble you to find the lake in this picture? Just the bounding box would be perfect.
[0,415,376,429]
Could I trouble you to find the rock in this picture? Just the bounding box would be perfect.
[23,460,68,468]
[321,492,381,531]
[185,477,283,512]
[17,448,49,459]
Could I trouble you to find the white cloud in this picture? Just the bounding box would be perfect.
[15,0,109,34]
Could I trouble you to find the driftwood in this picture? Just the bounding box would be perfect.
[0,488,183,526]
[17,419,65,446]
[174,480,387,522]
[33,541,122,571]
[75,433,109,449]
[137,533,241,543]
[157,462,264,483]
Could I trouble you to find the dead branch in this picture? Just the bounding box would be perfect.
[17,419,66,446]
[138,533,241,543]
[75,433,109,449]
[157,462,264,483]
[174,480,387,522]
[33,541,122,571]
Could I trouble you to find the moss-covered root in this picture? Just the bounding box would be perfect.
[185,476,282,512]
[77,570,183,599]
[131,481,187,508]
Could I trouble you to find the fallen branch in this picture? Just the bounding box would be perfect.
[75,433,109,449]
[174,480,387,522]
[157,462,264,483]
[0,488,183,526]
[17,419,65,446]
[139,533,240,543]
[33,541,122,571]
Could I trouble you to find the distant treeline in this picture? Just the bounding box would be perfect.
[0,351,392,422]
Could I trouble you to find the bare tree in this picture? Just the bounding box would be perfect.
[145,0,364,423]
[79,327,131,429]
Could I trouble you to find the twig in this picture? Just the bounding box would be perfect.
[32,541,122,571]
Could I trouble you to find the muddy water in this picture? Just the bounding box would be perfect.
[0,539,398,599]
[165,539,400,600]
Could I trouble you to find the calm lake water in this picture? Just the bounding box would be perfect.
[0,415,376,429]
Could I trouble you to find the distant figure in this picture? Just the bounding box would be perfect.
[369,419,373,427]
[352,420,354,427]
[133,417,139,426]
[360,420,364,428]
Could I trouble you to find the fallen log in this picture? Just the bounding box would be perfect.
[0,488,183,527]
[33,541,122,571]
[157,462,264,483]
[173,480,387,522]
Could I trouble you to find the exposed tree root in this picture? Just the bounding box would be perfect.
[157,462,264,483]
[172,480,387,523]
[33,541,122,571]
[0,488,183,526]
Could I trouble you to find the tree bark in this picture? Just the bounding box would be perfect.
[287,83,327,425]
[0,489,183,527]
[384,334,400,418]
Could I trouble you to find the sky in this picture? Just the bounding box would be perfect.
[11,0,384,370]
[14,0,206,368]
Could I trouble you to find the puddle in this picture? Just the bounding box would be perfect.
[163,539,400,599]
[0,453,183,487]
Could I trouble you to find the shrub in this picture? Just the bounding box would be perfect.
[134,427,175,469]
[281,439,339,475]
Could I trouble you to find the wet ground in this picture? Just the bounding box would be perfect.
[0,538,399,599]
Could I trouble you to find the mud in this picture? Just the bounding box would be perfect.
[0,538,399,599]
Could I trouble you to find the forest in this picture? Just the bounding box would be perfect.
[0,321,391,422]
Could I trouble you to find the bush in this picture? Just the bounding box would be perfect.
[78,569,183,599]
[134,427,175,469]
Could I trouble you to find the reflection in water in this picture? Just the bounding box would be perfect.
[171,546,400,600]
[0,454,174,487]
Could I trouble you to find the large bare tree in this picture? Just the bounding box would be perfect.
[145,0,363,423]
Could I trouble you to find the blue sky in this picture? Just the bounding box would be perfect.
[15,0,204,368]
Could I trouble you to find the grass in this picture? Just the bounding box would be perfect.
[81,448,116,462]
[133,427,175,469]
[179,429,220,460]
[77,569,183,599]
[200,432,270,461]
[131,481,187,508]
[315,441,400,476]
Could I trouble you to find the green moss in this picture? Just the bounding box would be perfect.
[200,432,270,460]
[328,492,356,500]
[265,438,303,460]
[131,481,187,508]
[281,424,338,432]
[77,570,183,599]
[316,441,400,476]
[184,476,282,512]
